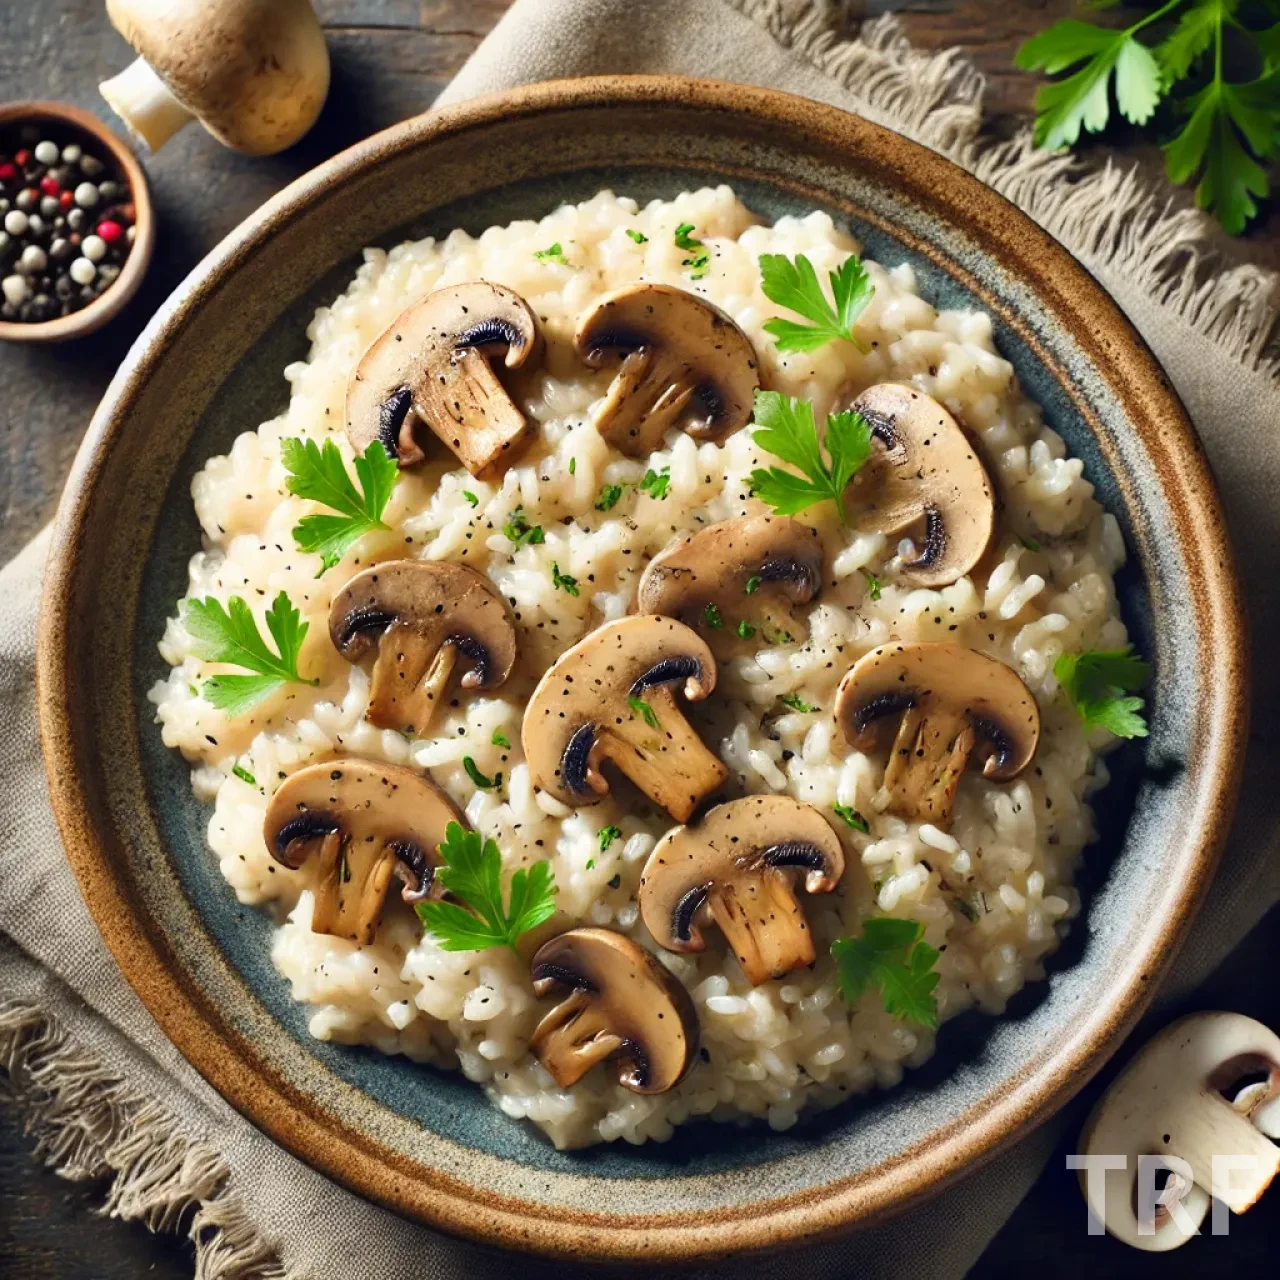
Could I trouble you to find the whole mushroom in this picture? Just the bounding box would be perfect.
[521,615,728,822]
[1078,1012,1280,1250]
[263,759,462,944]
[347,282,543,479]
[845,383,995,588]
[99,0,330,155]
[834,642,1040,828]
[574,283,760,456]
[328,560,517,736]
[639,795,845,985]
[529,927,700,1094]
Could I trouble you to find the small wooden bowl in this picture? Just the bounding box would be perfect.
[0,100,154,344]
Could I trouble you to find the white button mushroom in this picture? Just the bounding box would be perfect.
[1078,1011,1280,1251]
[98,0,331,155]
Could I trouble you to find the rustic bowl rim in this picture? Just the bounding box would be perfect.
[36,75,1249,1261]
[0,99,155,344]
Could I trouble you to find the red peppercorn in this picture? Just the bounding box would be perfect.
[14,149,31,166]
[40,174,60,196]
[96,219,123,243]
[59,190,73,209]
[0,162,16,182]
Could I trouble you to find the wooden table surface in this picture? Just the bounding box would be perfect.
[1,2,1276,1276]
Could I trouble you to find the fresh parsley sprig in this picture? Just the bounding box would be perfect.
[503,506,545,547]
[748,390,872,522]
[833,804,869,834]
[534,242,570,265]
[417,822,557,952]
[674,223,710,279]
[759,253,875,353]
[779,692,819,713]
[282,438,399,573]
[832,917,940,1028]
[1054,645,1151,739]
[183,591,317,715]
[551,562,580,596]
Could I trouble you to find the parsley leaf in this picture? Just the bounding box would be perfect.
[638,467,671,499]
[674,223,710,279]
[463,756,502,790]
[744,574,762,595]
[534,242,569,265]
[551,562,580,596]
[232,762,257,786]
[779,692,819,713]
[736,620,758,640]
[703,602,725,629]
[861,568,883,600]
[831,918,940,1028]
[1054,646,1150,739]
[491,729,511,749]
[1019,535,1042,553]
[417,822,557,953]
[594,483,624,511]
[462,489,479,507]
[598,825,622,853]
[833,804,869,834]
[503,506,545,547]
[626,229,648,244]
[627,695,659,729]
[759,253,875,353]
[183,591,316,715]
[748,391,873,522]
[568,457,576,475]
[282,438,398,573]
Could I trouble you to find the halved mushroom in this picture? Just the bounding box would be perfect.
[1079,1012,1280,1251]
[639,795,844,986]
[329,560,516,735]
[529,927,699,1094]
[834,642,1040,828]
[521,615,728,822]
[636,515,823,647]
[845,383,995,588]
[574,283,760,456]
[346,282,542,479]
[263,759,462,944]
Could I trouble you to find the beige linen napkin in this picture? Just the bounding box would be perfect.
[3,3,1279,1277]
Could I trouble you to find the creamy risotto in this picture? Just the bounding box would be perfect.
[151,186,1131,1149]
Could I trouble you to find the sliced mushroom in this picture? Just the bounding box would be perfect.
[529,927,699,1094]
[834,642,1040,828]
[1079,1012,1280,1251]
[329,560,516,735]
[639,795,844,986]
[574,283,760,456]
[347,282,542,478]
[263,759,462,944]
[845,383,995,587]
[636,515,823,647]
[521,615,728,822]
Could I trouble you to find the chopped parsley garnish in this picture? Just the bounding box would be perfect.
[417,822,556,953]
[831,917,940,1028]
[568,457,576,475]
[503,506,545,547]
[551,562,580,596]
[534,242,569,265]
[282,437,398,573]
[232,763,257,786]
[736,620,758,640]
[1020,535,1041,552]
[463,756,501,790]
[1054,646,1150,739]
[183,591,316,716]
[674,223,710,279]
[491,729,511,749]
[626,229,649,244]
[744,575,762,595]
[748,390,872,523]
[833,804,869,834]
[594,483,624,511]
[586,859,595,870]
[758,252,874,352]
[598,825,622,853]
[779,692,819,713]
[703,602,725,629]
[462,489,479,507]
[638,467,671,500]
[627,696,659,729]
[861,568,883,601]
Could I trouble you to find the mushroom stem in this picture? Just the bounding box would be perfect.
[367,624,457,735]
[879,706,976,824]
[307,830,397,945]
[709,875,817,985]
[595,348,696,455]
[99,56,195,152]
[531,990,625,1087]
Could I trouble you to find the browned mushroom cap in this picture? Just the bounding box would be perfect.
[636,515,822,645]
[574,283,760,457]
[845,384,995,588]
[529,927,699,1094]
[834,643,1040,829]
[328,560,516,735]
[346,282,542,479]
[521,615,728,822]
[263,759,463,944]
[639,795,844,986]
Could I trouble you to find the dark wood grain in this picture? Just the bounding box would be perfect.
[1,2,1276,1276]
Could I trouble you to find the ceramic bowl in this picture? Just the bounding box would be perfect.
[0,101,155,344]
[37,77,1248,1263]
